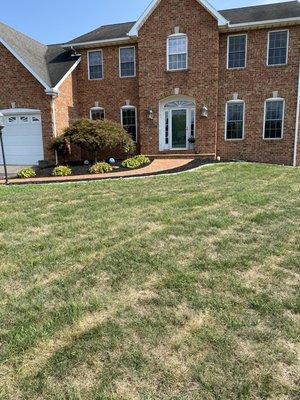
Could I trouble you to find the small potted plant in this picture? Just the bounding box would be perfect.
[188,136,195,150]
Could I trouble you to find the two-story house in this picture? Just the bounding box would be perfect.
[0,0,300,166]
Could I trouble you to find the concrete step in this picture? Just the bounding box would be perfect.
[147,153,215,160]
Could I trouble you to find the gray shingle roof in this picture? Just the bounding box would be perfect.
[220,1,300,24]
[67,21,135,44]
[0,22,79,88]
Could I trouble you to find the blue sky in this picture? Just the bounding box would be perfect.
[1,0,291,44]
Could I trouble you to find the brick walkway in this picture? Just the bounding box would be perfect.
[0,159,195,185]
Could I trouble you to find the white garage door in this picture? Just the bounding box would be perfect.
[0,110,44,165]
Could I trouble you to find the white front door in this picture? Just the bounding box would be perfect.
[159,99,195,151]
[0,111,44,165]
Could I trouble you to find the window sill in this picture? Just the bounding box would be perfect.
[226,67,246,71]
[266,64,288,68]
[166,69,189,73]
[225,138,244,142]
[263,137,284,141]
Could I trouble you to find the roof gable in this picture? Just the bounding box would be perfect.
[128,0,228,36]
[0,22,80,92]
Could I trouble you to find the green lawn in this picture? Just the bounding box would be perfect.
[0,163,300,400]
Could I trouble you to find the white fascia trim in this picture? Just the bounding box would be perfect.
[128,0,228,37]
[227,17,300,30]
[65,37,131,48]
[0,108,41,115]
[0,37,52,91]
[53,57,81,90]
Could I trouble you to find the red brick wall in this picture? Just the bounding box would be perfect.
[76,45,139,124]
[55,71,78,136]
[217,26,300,166]
[0,43,55,163]
[137,0,219,157]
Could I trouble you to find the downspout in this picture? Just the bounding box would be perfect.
[50,95,58,165]
[293,62,300,167]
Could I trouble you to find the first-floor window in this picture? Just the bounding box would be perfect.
[90,108,105,120]
[226,101,245,140]
[264,99,284,139]
[121,107,137,142]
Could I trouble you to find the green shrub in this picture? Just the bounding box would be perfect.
[17,168,36,179]
[51,166,72,177]
[61,119,135,161]
[89,162,113,174]
[122,155,151,169]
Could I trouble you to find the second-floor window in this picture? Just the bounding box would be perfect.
[167,34,187,71]
[267,31,288,66]
[88,50,103,80]
[120,47,136,77]
[227,35,247,69]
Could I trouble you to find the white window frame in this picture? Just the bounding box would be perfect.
[121,105,137,143]
[119,46,136,78]
[87,49,104,81]
[225,100,245,141]
[167,33,188,72]
[227,34,247,70]
[90,107,105,120]
[267,30,289,67]
[263,97,285,140]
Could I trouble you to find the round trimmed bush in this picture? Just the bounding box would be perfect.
[51,166,72,177]
[17,168,36,179]
[89,162,113,174]
[122,155,150,169]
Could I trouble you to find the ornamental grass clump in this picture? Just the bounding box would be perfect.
[51,166,72,177]
[17,168,36,179]
[89,162,113,174]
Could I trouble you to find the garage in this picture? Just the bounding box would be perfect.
[0,109,44,165]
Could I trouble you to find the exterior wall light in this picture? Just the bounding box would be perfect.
[0,113,8,184]
[201,104,208,118]
[146,107,154,120]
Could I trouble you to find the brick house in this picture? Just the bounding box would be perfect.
[0,0,300,166]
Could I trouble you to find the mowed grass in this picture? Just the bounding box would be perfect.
[0,163,300,400]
